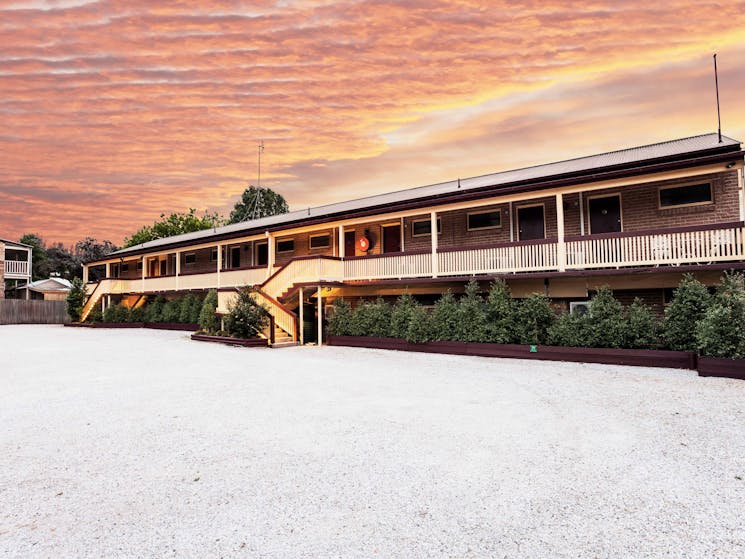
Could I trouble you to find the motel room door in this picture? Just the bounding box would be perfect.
[255,242,268,267]
[344,231,356,257]
[588,195,622,234]
[517,205,545,240]
[382,225,401,253]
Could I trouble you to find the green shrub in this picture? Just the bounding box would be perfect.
[66,277,87,322]
[103,303,129,323]
[178,294,202,324]
[87,303,103,323]
[430,291,460,341]
[225,286,269,339]
[145,296,166,323]
[624,298,660,349]
[696,272,745,358]
[455,280,488,342]
[390,293,418,339]
[513,293,555,345]
[664,274,712,351]
[405,305,432,344]
[129,306,146,323]
[161,299,181,323]
[484,279,515,344]
[327,299,354,336]
[548,311,589,347]
[585,286,625,348]
[198,290,219,333]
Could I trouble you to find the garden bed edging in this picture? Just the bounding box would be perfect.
[697,357,745,380]
[190,333,268,347]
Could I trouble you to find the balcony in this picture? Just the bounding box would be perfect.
[4,260,30,279]
[86,222,745,301]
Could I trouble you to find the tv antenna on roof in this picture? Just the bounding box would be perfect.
[246,140,265,221]
[713,54,722,143]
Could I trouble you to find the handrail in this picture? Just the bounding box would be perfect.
[80,279,109,321]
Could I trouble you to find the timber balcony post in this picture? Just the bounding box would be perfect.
[338,225,345,258]
[430,210,438,278]
[267,232,275,279]
[175,251,181,290]
[216,244,222,289]
[556,193,566,272]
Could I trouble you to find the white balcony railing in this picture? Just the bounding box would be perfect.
[4,260,29,277]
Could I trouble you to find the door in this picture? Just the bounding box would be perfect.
[344,231,356,257]
[160,259,167,276]
[588,195,622,234]
[382,225,401,253]
[149,259,158,277]
[255,242,268,266]
[517,205,545,240]
[231,246,241,268]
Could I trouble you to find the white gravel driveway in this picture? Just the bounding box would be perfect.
[1,325,744,558]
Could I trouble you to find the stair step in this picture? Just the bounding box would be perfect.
[271,340,299,348]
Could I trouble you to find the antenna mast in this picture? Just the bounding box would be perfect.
[248,140,266,221]
[257,140,265,187]
[713,54,722,143]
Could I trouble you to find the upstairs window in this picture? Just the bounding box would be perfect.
[210,248,218,262]
[309,234,331,249]
[121,263,129,273]
[184,253,197,265]
[412,218,441,237]
[467,210,501,230]
[137,261,143,271]
[277,239,295,253]
[659,183,713,208]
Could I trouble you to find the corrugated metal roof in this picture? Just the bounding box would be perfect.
[110,133,741,258]
[0,238,33,248]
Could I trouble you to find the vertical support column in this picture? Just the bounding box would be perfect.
[83,264,89,284]
[400,217,405,252]
[175,251,181,291]
[267,232,275,279]
[316,285,322,346]
[430,211,438,278]
[216,244,222,289]
[738,167,745,222]
[299,287,304,345]
[141,257,146,293]
[556,193,566,272]
[579,192,585,236]
[338,225,345,258]
[105,262,111,279]
[25,249,30,298]
[508,202,514,242]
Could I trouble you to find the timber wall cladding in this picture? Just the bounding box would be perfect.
[0,300,70,324]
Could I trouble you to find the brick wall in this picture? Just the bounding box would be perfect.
[0,241,5,300]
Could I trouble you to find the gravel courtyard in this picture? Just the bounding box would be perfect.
[1,325,744,558]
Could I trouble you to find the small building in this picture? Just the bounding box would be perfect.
[11,277,72,301]
[1,238,33,300]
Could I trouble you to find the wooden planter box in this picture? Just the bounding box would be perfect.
[190,333,268,347]
[326,336,698,370]
[697,357,745,380]
[65,322,199,331]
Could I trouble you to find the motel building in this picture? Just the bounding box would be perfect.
[82,133,745,344]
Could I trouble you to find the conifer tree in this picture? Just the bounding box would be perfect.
[664,274,712,351]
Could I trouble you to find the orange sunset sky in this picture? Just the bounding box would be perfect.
[1,1,744,246]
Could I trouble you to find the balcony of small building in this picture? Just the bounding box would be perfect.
[2,241,32,281]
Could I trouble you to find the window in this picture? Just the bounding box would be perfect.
[412,218,441,236]
[309,234,331,249]
[467,210,501,230]
[210,248,218,262]
[137,261,143,272]
[659,183,713,208]
[121,263,129,273]
[570,301,590,316]
[277,239,295,253]
[184,253,196,265]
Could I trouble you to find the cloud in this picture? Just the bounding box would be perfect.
[1,0,744,244]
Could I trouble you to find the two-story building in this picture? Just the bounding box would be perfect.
[1,238,33,300]
[82,133,745,343]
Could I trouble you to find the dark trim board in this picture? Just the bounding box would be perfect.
[327,336,698,370]
[697,357,745,380]
[65,322,199,331]
[190,333,268,347]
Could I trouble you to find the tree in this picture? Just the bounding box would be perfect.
[696,272,745,358]
[390,293,418,339]
[75,237,118,264]
[124,209,223,248]
[430,291,460,341]
[45,243,79,279]
[484,279,515,344]
[327,299,354,336]
[624,298,660,349]
[585,286,626,348]
[225,286,269,338]
[66,277,87,322]
[455,280,488,342]
[198,290,220,333]
[664,274,712,351]
[19,233,48,281]
[228,185,289,224]
[513,293,555,345]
